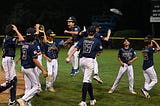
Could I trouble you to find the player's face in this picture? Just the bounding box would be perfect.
[67,21,75,28]
[47,36,54,41]
[123,39,130,46]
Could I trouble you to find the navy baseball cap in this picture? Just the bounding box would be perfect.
[46,29,56,37]
[25,27,36,42]
[66,16,76,22]
[26,27,36,36]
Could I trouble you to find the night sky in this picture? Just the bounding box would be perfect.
[0,0,158,36]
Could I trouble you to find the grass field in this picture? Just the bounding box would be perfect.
[1,47,160,106]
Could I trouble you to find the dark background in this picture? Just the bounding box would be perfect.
[0,0,159,37]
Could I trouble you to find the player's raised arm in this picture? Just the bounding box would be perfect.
[151,40,160,51]
[12,25,24,41]
[104,29,111,41]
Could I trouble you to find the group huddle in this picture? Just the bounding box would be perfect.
[0,16,159,106]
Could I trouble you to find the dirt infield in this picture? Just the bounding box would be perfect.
[0,69,25,103]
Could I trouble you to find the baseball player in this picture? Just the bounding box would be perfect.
[16,27,48,106]
[0,24,24,106]
[33,24,47,91]
[64,16,82,77]
[42,29,59,92]
[93,26,111,84]
[66,26,103,106]
[141,39,160,98]
[108,38,137,95]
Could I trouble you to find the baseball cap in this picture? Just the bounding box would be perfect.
[26,27,36,36]
[46,29,56,37]
[25,27,36,42]
[66,16,76,22]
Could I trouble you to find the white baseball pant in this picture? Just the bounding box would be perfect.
[80,57,94,83]
[68,42,80,70]
[111,63,134,91]
[143,66,158,91]
[46,59,58,88]
[21,67,39,102]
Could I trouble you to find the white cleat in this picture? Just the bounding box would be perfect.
[141,88,150,98]
[79,101,87,106]
[90,99,96,106]
[108,89,114,94]
[93,75,103,84]
[130,91,137,95]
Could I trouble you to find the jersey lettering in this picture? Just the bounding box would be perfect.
[83,40,94,53]
[22,45,29,60]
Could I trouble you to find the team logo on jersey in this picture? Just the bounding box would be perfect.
[34,50,37,54]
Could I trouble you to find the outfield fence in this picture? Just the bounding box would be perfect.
[0,35,160,49]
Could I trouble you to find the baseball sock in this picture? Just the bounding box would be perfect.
[88,83,94,100]
[82,83,88,101]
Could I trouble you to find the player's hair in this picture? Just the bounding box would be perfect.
[87,26,96,36]
[144,40,151,46]
[4,24,16,36]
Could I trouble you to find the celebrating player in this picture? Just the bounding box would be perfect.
[93,26,111,84]
[42,29,59,92]
[108,37,137,95]
[141,39,160,98]
[33,24,47,91]
[16,27,48,106]
[63,16,82,77]
[66,26,103,106]
[0,24,24,106]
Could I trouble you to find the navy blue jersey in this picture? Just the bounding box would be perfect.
[94,32,104,43]
[42,41,59,59]
[70,25,81,42]
[21,42,38,69]
[33,38,43,53]
[142,47,155,70]
[118,48,137,65]
[2,35,17,58]
[76,37,103,59]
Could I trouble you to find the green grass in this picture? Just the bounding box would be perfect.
[1,48,160,106]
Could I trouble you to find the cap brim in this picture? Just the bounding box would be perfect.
[67,19,74,22]
[49,34,56,37]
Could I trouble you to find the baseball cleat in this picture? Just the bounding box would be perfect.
[70,69,79,77]
[141,88,150,98]
[108,89,114,94]
[47,87,55,92]
[90,99,96,106]
[78,101,87,106]
[130,91,137,95]
[70,69,76,77]
[93,75,103,84]
[8,100,16,106]
[17,98,26,106]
